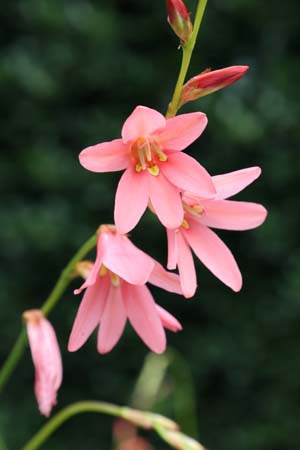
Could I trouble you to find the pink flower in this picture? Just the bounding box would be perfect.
[23,309,63,417]
[166,167,267,297]
[79,106,215,234]
[68,225,182,354]
[180,66,249,106]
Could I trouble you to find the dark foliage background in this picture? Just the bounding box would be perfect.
[0,0,299,449]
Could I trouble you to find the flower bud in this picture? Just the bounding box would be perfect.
[157,428,206,450]
[180,65,249,106]
[23,309,63,417]
[166,0,193,44]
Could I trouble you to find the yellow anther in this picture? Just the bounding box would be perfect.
[192,205,204,213]
[99,265,108,277]
[147,165,160,176]
[181,219,190,229]
[110,273,120,287]
[158,154,168,162]
[135,163,142,172]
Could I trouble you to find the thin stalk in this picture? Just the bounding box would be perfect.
[0,233,97,392]
[166,0,208,118]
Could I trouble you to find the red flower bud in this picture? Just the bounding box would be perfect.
[166,0,193,44]
[180,65,249,106]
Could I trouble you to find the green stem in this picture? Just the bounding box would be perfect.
[166,0,208,118]
[0,233,97,392]
[20,401,123,450]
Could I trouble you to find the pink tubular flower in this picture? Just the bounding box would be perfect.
[166,167,267,297]
[180,66,249,106]
[166,0,193,44]
[68,225,182,354]
[79,106,216,234]
[23,310,63,417]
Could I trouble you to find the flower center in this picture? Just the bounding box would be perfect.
[131,137,167,176]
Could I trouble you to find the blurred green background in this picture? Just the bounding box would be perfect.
[0,0,299,449]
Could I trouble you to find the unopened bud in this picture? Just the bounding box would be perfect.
[180,65,249,106]
[166,0,193,44]
[156,428,206,450]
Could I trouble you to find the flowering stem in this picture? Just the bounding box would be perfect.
[20,401,179,450]
[0,233,97,393]
[166,0,208,118]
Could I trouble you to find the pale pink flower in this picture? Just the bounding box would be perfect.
[166,167,267,297]
[79,106,215,234]
[23,309,63,417]
[68,225,182,354]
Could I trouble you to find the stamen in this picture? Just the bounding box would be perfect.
[148,165,160,176]
[181,219,190,229]
[99,265,108,277]
[135,163,142,172]
[137,148,147,170]
[110,273,120,287]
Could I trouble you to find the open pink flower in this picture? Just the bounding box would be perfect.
[23,310,63,417]
[68,225,182,354]
[79,106,215,234]
[166,167,267,297]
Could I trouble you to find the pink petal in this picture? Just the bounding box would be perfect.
[97,284,127,354]
[166,228,178,270]
[213,167,262,199]
[161,152,215,197]
[74,233,105,295]
[148,260,182,294]
[157,112,207,151]
[156,305,182,332]
[198,200,268,230]
[103,234,154,285]
[79,139,129,172]
[25,311,62,417]
[123,283,166,353]
[183,219,242,292]
[121,106,166,144]
[114,167,149,234]
[149,172,184,229]
[176,231,197,298]
[68,275,110,352]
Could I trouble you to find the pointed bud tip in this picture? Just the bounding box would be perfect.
[166,0,193,43]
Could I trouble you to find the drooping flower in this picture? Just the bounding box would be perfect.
[79,106,215,234]
[180,66,249,107]
[23,309,63,417]
[165,167,267,297]
[166,0,193,44]
[68,225,183,354]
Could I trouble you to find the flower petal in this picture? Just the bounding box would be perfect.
[156,305,182,332]
[198,200,268,230]
[183,220,242,292]
[122,106,166,144]
[97,284,127,354]
[123,283,166,353]
[79,139,129,172]
[176,231,197,298]
[157,112,207,151]
[68,275,110,352]
[114,167,149,234]
[161,152,215,196]
[148,260,182,294]
[149,172,183,229]
[103,234,154,285]
[213,167,262,199]
[166,228,178,270]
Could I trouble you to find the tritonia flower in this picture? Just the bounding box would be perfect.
[23,310,63,417]
[166,167,267,297]
[68,225,183,354]
[79,106,215,234]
